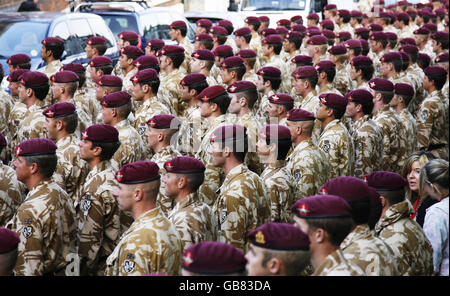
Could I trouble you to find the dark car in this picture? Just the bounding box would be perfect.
[74,2,196,46]
[0,11,119,90]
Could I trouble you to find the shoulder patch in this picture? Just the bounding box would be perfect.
[123,260,135,273]
[294,169,302,182]
[421,110,429,121]
[23,226,33,238]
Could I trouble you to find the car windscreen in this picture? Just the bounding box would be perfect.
[141,12,195,43]
[0,21,49,59]
[241,0,307,11]
[100,14,139,40]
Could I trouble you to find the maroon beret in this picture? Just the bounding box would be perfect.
[336,31,352,39]
[319,93,348,112]
[315,60,336,71]
[259,16,270,22]
[236,49,257,59]
[398,51,410,64]
[370,32,388,41]
[400,44,419,54]
[191,49,215,61]
[324,4,337,10]
[51,70,79,83]
[328,44,348,56]
[7,69,29,82]
[394,83,415,97]
[210,124,247,143]
[133,55,159,70]
[399,37,416,45]
[197,85,227,102]
[260,124,292,141]
[81,124,119,143]
[245,16,260,25]
[234,26,252,36]
[338,9,351,17]
[418,52,431,65]
[210,25,228,36]
[290,15,302,22]
[147,39,165,49]
[424,65,447,76]
[320,176,372,203]
[262,34,283,45]
[196,18,213,28]
[369,78,394,92]
[320,19,335,30]
[19,71,49,88]
[286,108,315,121]
[260,28,277,37]
[360,39,369,49]
[291,65,318,79]
[275,26,289,36]
[180,73,206,87]
[345,89,373,105]
[147,114,180,130]
[277,19,291,27]
[385,32,398,41]
[380,52,402,63]
[42,102,76,118]
[307,13,319,20]
[344,39,362,50]
[291,24,307,32]
[87,36,107,46]
[291,55,313,65]
[363,171,408,191]
[90,56,113,68]
[248,222,309,251]
[115,161,160,184]
[355,27,371,35]
[218,19,234,28]
[159,45,185,56]
[227,81,256,94]
[321,29,336,39]
[257,66,281,78]
[164,156,205,174]
[395,12,410,21]
[15,138,57,157]
[431,31,449,41]
[169,20,187,30]
[195,33,213,42]
[306,28,322,37]
[268,93,294,105]
[42,37,64,46]
[351,10,363,18]
[61,63,85,74]
[97,75,123,87]
[369,24,384,32]
[220,56,244,69]
[120,46,144,58]
[0,227,20,253]
[0,133,6,147]
[351,56,373,67]
[101,91,131,108]
[131,68,158,84]
[7,53,30,65]
[182,241,246,274]
[414,26,431,35]
[307,35,328,45]
[118,30,139,41]
[436,52,449,63]
[213,45,233,57]
[424,23,438,33]
[291,194,352,219]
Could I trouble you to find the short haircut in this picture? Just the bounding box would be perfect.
[341,15,351,23]
[59,113,78,134]
[356,31,369,40]
[167,54,185,69]
[388,39,397,50]
[13,61,31,70]
[417,56,431,70]
[266,137,292,160]
[91,140,121,161]
[350,47,362,56]
[64,81,79,97]
[378,188,405,206]
[44,43,64,60]
[227,64,246,80]
[24,154,58,178]
[300,75,318,88]
[30,84,50,101]
[318,67,336,83]
[187,80,209,95]
[405,51,418,63]
[198,40,214,50]
[103,85,122,94]
[127,39,139,46]
[261,249,310,276]
[94,64,113,75]
[176,27,187,37]
[263,76,281,90]
[357,99,374,115]
[387,59,402,73]
[268,43,282,55]
[354,64,374,81]
[327,105,345,120]
[209,92,231,114]
[377,39,388,49]
[76,72,86,89]
[215,35,227,45]
[140,64,160,73]
[347,200,371,225]
[420,14,430,23]
[116,101,132,119]
[289,38,303,50]
[377,90,395,105]
[235,88,258,109]
[92,43,107,56]
[184,172,205,192]
[306,216,354,246]
[436,39,449,50]
[219,136,248,163]
[361,46,369,56]
[397,93,413,107]
[425,73,446,90]
[241,34,252,44]
[140,78,160,94]
[243,57,257,70]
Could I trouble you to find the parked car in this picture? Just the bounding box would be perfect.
[74,1,196,46]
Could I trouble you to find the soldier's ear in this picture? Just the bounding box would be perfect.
[239,96,248,107]
[134,186,144,202]
[29,162,39,175]
[189,88,197,97]
[178,176,187,189]
[26,87,34,98]
[313,228,325,244]
[267,257,281,275]
[56,119,64,131]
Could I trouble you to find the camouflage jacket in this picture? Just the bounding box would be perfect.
[0,90,13,140]
[398,109,418,157]
[237,112,262,174]
[313,248,367,276]
[177,105,203,156]
[111,119,146,172]
[255,90,275,124]
[159,68,185,116]
[179,37,194,74]
[105,207,182,276]
[293,91,322,142]
[6,180,76,276]
[14,100,48,150]
[121,68,138,96]
[317,83,343,97]
[334,64,353,95]
[41,60,62,78]
[374,200,434,275]
[0,161,23,226]
[74,88,99,124]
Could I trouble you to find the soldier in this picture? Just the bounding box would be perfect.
[244,17,262,55]
[430,31,449,57]
[319,177,400,275]
[385,32,399,51]
[236,49,259,84]
[255,67,282,122]
[233,27,254,60]
[217,20,238,53]
[344,39,362,63]
[368,32,388,76]
[0,133,23,226]
[336,31,352,45]
[350,10,364,31]
[210,25,229,51]
[316,93,354,178]
[344,89,382,177]
[211,45,234,84]
[315,60,342,96]
[350,56,374,91]
[6,53,31,74]
[286,109,329,200]
[181,241,246,276]
[364,171,434,275]
[7,138,76,276]
[369,78,407,173]
[113,31,140,77]
[257,124,295,223]
[265,94,294,126]
[189,49,217,86]
[336,9,354,34]
[210,125,269,252]
[417,66,449,160]
[145,39,165,57]
[169,21,193,74]
[105,161,182,275]
[157,45,186,116]
[355,27,371,41]
[245,222,310,276]
[306,35,329,64]
[40,37,64,78]
[379,52,410,86]
[86,57,114,122]
[163,156,215,251]
[391,83,418,157]
[100,91,145,171]
[84,36,108,91]
[261,35,286,72]
[219,56,246,87]
[118,46,144,95]
[195,19,212,35]
[434,52,449,98]
[194,34,213,51]
[42,102,88,205]
[77,124,125,276]
[94,75,123,124]
[146,114,182,215]
[291,194,366,276]
[0,227,20,276]
[327,45,353,95]
[282,31,304,64]
[394,12,412,39]
[133,55,160,73]
[306,13,319,27]
[414,27,434,60]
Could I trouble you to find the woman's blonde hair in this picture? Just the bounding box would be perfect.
[419,158,449,198]
[401,151,434,202]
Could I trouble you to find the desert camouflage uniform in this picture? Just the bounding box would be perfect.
[242,70,258,86]
[398,109,418,157]
[105,207,182,276]
[255,90,275,123]
[6,180,76,276]
[260,161,295,223]
[333,64,353,95]
[7,101,28,160]
[177,105,203,156]
[168,192,216,251]
[293,91,322,142]
[180,37,194,75]
[318,119,355,179]
[64,98,92,138]
[368,51,383,77]
[151,145,182,216]
[351,115,383,178]
[0,90,13,139]
[317,83,342,97]
[212,164,269,252]
[374,199,434,275]
[263,55,290,93]
[313,249,367,276]
[249,32,262,56]
[206,74,218,87]
[41,60,63,78]
[111,119,146,172]
[121,68,138,95]
[74,88,99,124]
[372,105,407,173]
[0,161,23,226]
[287,138,329,200]
[76,160,129,276]
[353,80,372,92]
[416,90,449,160]
[159,68,185,116]
[236,112,262,174]
[14,100,47,150]
[52,134,88,205]
[340,224,400,276]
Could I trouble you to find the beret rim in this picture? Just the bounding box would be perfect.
[250,240,309,251]
[181,264,246,275]
[118,175,161,184]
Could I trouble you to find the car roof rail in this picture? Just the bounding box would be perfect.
[73,1,153,13]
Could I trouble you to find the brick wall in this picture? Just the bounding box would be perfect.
[0,0,68,12]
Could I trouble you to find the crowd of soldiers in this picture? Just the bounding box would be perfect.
[0,0,449,277]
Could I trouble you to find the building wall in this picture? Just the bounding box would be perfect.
[0,0,69,12]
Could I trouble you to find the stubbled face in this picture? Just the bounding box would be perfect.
[245,244,269,276]
[113,183,134,212]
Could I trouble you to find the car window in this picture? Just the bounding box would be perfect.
[87,17,115,48]
[141,12,172,41]
[61,18,94,56]
[100,15,139,40]
[0,21,48,58]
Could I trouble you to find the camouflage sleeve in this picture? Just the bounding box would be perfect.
[199,164,222,206]
[171,211,200,251]
[416,102,434,150]
[353,131,374,178]
[115,232,157,276]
